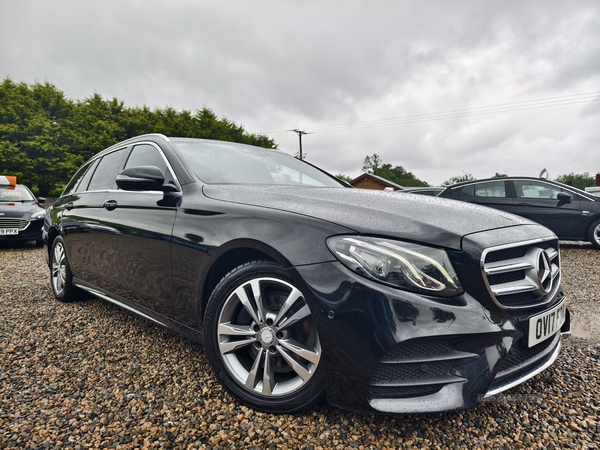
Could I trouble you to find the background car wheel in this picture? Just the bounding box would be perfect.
[589,219,600,249]
[203,261,326,413]
[50,236,85,302]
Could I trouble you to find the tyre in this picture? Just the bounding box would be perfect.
[50,236,85,302]
[203,261,325,413]
[588,219,600,249]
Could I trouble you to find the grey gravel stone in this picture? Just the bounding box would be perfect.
[1,243,598,449]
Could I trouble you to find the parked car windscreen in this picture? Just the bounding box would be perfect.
[172,139,343,187]
[0,185,35,202]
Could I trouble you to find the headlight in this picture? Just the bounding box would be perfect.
[327,236,463,297]
[30,210,46,220]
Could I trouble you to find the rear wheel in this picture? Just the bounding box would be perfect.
[50,236,85,302]
[588,219,600,249]
[203,261,325,413]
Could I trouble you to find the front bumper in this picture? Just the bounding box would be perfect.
[294,260,569,414]
[0,218,44,244]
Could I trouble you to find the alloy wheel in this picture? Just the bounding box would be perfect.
[51,241,67,295]
[216,277,321,397]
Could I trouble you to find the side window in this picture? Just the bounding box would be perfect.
[63,159,98,195]
[124,144,174,184]
[473,181,506,198]
[514,180,563,199]
[87,149,127,191]
[475,181,506,198]
[75,159,100,193]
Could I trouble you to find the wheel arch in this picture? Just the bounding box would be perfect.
[585,215,600,247]
[45,226,62,265]
[198,239,295,322]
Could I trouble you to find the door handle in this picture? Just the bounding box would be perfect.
[65,202,74,211]
[104,200,118,211]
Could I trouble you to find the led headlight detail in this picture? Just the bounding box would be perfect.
[327,236,463,297]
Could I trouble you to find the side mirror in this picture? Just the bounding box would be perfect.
[37,197,47,206]
[116,166,167,192]
[557,192,571,202]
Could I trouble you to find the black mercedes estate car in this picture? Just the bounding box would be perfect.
[439,177,600,248]
[44,135,569,414]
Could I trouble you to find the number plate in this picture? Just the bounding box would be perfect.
[528,299,567,347]
[0,228,19,235]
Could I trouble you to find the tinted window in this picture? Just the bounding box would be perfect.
[124,144,174,184]
[125,144,167,173]
[87,149,126,191]
[63,159,100,195]
[514,180,564,199]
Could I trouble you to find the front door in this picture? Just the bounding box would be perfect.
[94,143,178,318]
[511,179,582,238]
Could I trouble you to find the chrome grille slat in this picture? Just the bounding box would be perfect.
[0,217,30,231]
[485,261,533,275]
[481,239,561,309]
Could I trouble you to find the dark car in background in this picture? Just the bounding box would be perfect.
[0,175,46,246]
[397,186,443,196]
[439,177,600,248]
[43,135,569,414]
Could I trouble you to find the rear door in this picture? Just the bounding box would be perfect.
[456,180,515,214]
[55,149,127,284]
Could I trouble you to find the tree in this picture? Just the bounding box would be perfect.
[335,174,353,183]
[0,77,276,195]
[361,153,430,186]
[362,154,383,174]
[492,172,508,178]
[555,172,596,190]
[0,78,80,195]
[442,173,476,186]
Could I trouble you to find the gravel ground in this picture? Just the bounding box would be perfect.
[1,243,598,449]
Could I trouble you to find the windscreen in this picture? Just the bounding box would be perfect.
[172,139,344,187]
[0,185,35,202]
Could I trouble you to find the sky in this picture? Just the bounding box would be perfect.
[1,0,599,186]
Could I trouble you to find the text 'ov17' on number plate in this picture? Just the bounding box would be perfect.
[528,299,567,347]
[0,228,19,235]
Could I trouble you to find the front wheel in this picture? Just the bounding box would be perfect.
[588,219,600,249]
[203,261,325,413]
[50,236,85,302]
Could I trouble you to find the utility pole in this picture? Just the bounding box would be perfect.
[290,129,310,160]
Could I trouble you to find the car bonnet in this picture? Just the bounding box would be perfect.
[202,185,536,251]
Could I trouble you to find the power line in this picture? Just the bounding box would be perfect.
[267,91,600,136]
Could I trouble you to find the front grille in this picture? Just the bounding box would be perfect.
[495,292,538,307]
[485,246,528,263]
[481,238,560,309]
[487,270,525,285]
[368,340,477,400]
[0,217,30,231]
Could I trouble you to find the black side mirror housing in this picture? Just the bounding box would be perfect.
[557,192,571,202]
[116,166,167,192]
